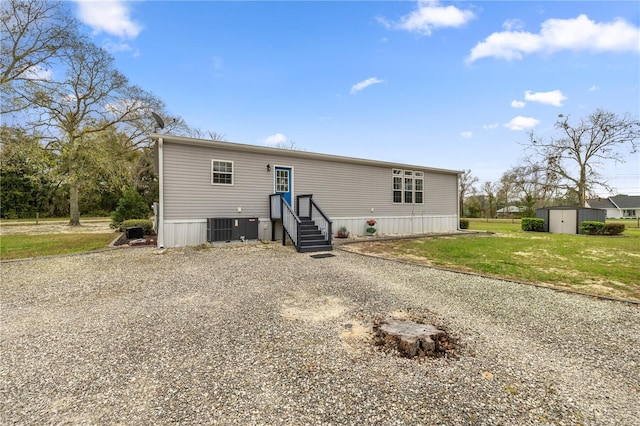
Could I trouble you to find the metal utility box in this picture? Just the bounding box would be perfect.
[207,218,258,242]
[126,226,144,239]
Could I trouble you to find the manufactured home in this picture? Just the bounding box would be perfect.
[152,134,462,251]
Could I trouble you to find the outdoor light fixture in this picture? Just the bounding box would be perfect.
[267,164,271,171]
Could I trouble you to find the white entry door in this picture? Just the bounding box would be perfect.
[549,209,577,234]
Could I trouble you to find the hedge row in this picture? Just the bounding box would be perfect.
[521,217,545,232]
[118,219,154,234]
[580,221,625,236]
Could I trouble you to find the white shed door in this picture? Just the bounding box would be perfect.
[549,209,577,234]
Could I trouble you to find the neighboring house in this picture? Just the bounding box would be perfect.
[152,134,462,250]
[496,206,525,216]
[586,195,640,219]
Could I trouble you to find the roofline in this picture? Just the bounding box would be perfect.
[150,133,463,176]
[608,197,621,209]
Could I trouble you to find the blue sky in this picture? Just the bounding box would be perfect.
[72,0,639,196]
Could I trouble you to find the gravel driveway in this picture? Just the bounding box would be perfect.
[1,244,638,425]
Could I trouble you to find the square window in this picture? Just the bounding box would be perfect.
[211,160,233,185]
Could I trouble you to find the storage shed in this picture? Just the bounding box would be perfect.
[536,207,606,234]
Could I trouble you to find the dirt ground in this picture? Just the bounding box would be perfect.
[0,220,114,236]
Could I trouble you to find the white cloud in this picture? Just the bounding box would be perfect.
[467,14,640,63]
[504,116,540,131]
[75,0,142,39]
[22,65,53,81]
[588,85,601,92]
[511,100,526,108]
[262,133,288,146]
[350,77,383,94]
[104,98,145,115]
[377,0,475,36]
[102,40,140,57]
[502,19,525,31]
[483,123,499,129]
[460,131,473,139]
[524,90,567,107]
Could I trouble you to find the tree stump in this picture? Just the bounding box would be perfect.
[373,317,448,358]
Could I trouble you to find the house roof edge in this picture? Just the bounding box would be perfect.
[150,133,463,175]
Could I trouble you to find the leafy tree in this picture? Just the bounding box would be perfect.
[110,187,151,227]
[132,146,158,208]
[528,109,640,206]
[0,125,59,218]
[12,36,168,225]
[458,169,478,217]
[2,1,220,222]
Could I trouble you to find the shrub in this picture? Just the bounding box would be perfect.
[580,221,605,235]
[459,219,469,229]
[521,217,545,232]
[110,187,151,229]
[119,219,154,234]
[602,223,625,236]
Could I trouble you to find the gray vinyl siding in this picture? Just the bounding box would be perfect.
[162,141,457,220]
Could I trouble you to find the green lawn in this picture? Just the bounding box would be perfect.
[376,219,640,301]
[1,217,109,225]
[0,233,116,260]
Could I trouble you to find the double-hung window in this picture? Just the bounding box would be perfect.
[404,171,414,203]
[211,160,233,185]
[414,172,424,204]
[392,169,403,203]
[392,169,424,204]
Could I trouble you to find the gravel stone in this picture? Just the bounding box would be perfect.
[1,243,639,425]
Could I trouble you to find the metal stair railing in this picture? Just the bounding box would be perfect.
[297,194,333,247]
[280,197,301,250]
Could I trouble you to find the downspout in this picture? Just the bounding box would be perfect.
[157,137,165,248]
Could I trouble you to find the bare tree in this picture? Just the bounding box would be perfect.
[182,126,226,141]
[16,38,167,225]
[528,109,639,206]
[501,163,560,212]
[458,169,478,217]
[1,0,78,111]
[482,181,498,220]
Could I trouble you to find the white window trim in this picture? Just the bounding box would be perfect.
[211,159,234,186]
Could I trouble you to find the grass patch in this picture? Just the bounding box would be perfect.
[1,217,110,226]
[0,233,116,260]
[360,219,640,301]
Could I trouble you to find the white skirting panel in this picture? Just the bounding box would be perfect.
[161,216,457,247]
[331,215,458,237]
[162,218,274,248]
[163,219,207,248]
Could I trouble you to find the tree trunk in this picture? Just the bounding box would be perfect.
[69,180,80,226]
[578,166,587,207]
